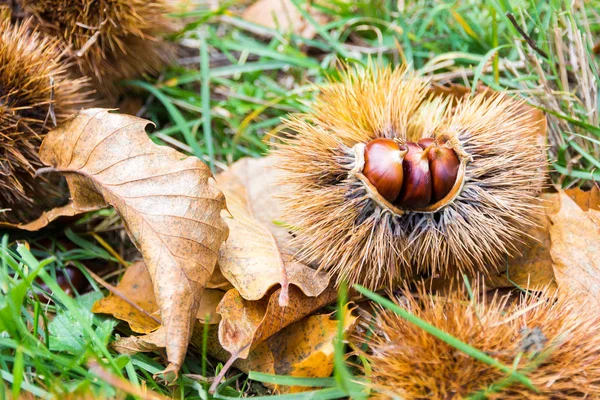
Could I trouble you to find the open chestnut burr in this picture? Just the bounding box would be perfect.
[275,64,547,290]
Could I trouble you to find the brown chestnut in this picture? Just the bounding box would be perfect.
[396,142,432,208]
[429,146,460,202]
[417,137,434,149]
[363,138,407,202]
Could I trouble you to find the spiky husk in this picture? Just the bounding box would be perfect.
[0,18,89,223]
[18,0,175,96]
[274,65,546,289]
[362,286,600,399]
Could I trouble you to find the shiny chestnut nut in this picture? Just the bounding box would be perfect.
[429,146,460,202]
[363,138,407,202]
[396,142,432,208]
[417,137,435,149]
[418,138,460,202]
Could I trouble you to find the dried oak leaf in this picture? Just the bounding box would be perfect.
[92,260,225,334]
[550,189,600,306]
[201,305,357,393]
[217,285,338,359]
[215,156,329,304]
[35,108,228,376]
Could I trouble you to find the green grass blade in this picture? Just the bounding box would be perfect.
[0,370,50,399]
[200,36,215,172]
[470,45,510,96]
[552,163,600,181]
[248,372,336,387]
[11,346,24,399]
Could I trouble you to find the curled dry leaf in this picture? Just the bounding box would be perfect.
[217,285,338,359]
[92,260,225,334]
[216,156,329,303]
[550,189,600,306]
[107,265,344,391]
[201,305,357,393]
[36,109,228,376]
[0,202,93,230]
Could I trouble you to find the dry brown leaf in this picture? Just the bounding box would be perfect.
[93,261,160,334]
[198,306,357,393]
[0,202,93,230]
[242,0,328,39]
[216,157,329,303]
[550,190,600,306]
[37,108,228,375]
[564,186,600,211]
[92,261,224,334]
[217,285,338,359]
[206,267,234,291]
[486,193,558,290]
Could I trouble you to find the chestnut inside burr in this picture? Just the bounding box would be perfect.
[362,137,461,209]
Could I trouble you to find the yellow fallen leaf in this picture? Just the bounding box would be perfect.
[109,269,345,393]
[217,285,338,359]
[486,193,558,290]
[564,186,600,211]
[92,261,160,334]
[550,190,600,306]
[32,109,229,376]
[199,305,357,393]
[92,261,224,334]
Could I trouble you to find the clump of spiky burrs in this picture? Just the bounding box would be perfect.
[274,64,547,290]
[18,0,175,97]
[0,18,90,224]
[359,285,600,399]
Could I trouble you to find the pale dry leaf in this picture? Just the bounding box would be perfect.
[92,261,224,334]
[38,108,228,376]
[550,190,600,306]
[217,285,338,359]
[218,155,296,250]
[242,0,328,39]
[215,157,329,303]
